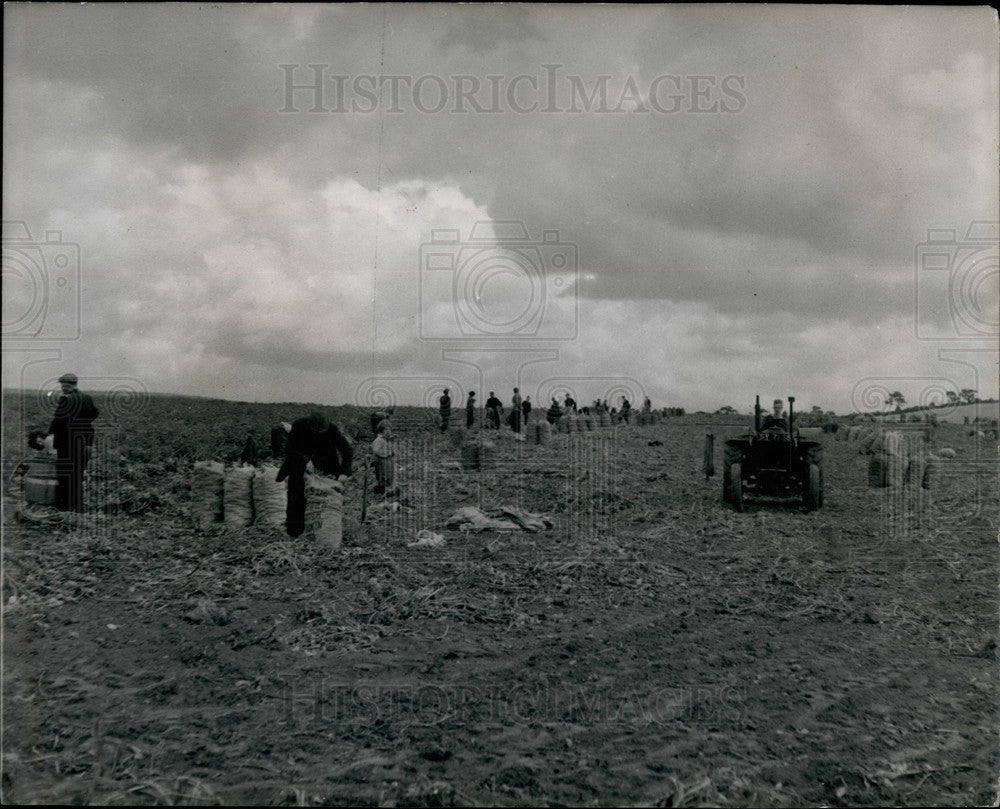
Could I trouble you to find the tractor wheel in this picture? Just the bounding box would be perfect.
[804,463,822,511]
[729,463,744,512]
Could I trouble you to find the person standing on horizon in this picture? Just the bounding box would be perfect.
[511,387,522,433]
[466,391,476,429]
[484,391,503,429]
[439,388,452,433]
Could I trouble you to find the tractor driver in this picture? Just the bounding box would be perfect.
[760,399,789,433]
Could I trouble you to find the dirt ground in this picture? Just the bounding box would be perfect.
[3,398,997,806]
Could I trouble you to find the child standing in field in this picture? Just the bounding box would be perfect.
[371,420,394,495]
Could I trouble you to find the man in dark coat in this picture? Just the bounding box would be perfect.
[485,391,503,429]
[546,398,563,425]
[48,373,99,512]
[465,391,476,428]
[276,412,353,538]
[522,395,532,425]
[439,389,452,433]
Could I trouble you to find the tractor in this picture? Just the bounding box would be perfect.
[722,396,824,512]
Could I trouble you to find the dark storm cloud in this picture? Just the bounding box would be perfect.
[4,4,997,409]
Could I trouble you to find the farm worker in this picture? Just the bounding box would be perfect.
[620,397,632,424]
[276,412,353,538]
[485,392,503,429]
[546,398,563,425]
[439,388,452,433]
[270,423,292,458]
[465,391,476,428]
[522,395,532,425]
[510,388,522,433]
[47,372,99,512]
[239,432,257,466]
[369,406,394,438]
[371,420,394,495]
[563,393,577,413]
[761,399,789,433]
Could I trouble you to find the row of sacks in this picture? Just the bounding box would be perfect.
[191,462,343,542]
[863,430,949,489]
[868,452,940,489]
[554,412,651,431]
[452,420,556,447]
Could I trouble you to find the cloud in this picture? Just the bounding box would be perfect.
[4,5,997,411]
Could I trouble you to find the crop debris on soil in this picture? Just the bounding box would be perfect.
[3,394,997,807]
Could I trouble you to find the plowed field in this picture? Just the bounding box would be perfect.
[3,395,997,806]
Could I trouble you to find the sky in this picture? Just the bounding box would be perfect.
[3,4,998,415]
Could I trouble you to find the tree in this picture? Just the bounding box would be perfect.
[946,391,959,405]
[886,391,905,409]
[716,406,737,415]
[959,389,977,404]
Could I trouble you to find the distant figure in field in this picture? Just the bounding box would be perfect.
[510,388,522,433]
[563,394,577,413]
[547,398,563,425]
[485,391,503,429]
[643,397,652,413]
[439,388,452,433]
[760,399,789,433]
[239,432,257,466]
[522,395,532,425]
[620,397,632,424]
[371,419,395,495]
[465,391,476,428]
[48,372,99,512]
[277,412,353,538]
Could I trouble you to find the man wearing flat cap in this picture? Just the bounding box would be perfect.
[276,411,353,538]
[48,373,99,512]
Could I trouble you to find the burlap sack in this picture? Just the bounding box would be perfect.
[192,461,225,529]
[533,420,552,445]
[224,464,255,526]
[253,464,286,527]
